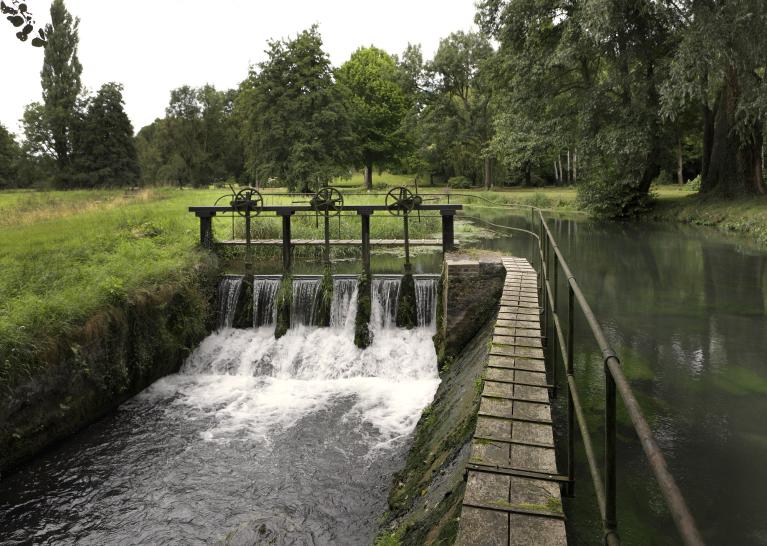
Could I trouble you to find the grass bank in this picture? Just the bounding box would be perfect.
[0,187,224,388]
[651,187,767,246]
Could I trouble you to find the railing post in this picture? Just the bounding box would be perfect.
[441,210,455,253]
[605,361,619,543]
[566,285,575,497]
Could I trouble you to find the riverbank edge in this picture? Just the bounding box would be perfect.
[649,193,767,246]
[0,258,219,475]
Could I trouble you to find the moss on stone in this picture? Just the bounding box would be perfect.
[313,267,333,327]
[231,277,253,328]
[379,319,495,545]
[0,263,218,473]
[396,272,417,329]
[354,272,373,348]
[274,274,292,339]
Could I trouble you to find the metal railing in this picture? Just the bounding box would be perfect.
[456,203,705,546]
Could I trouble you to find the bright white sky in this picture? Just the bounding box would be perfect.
[1,0,478,137]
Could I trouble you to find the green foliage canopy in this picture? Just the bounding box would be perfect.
[236,26,352,192]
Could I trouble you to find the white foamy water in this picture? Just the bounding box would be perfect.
[139,324,440,450]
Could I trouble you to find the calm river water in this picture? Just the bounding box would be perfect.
[468,206,767,546]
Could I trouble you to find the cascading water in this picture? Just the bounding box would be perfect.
[414,276,438,327]
[291,277,321,327]
[330,277,358,328]
[253,277,280,327]
[371,276,401,329]
[0,271,441,545]
[218,275,243,328]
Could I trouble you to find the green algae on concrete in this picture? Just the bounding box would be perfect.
[355,272,373,348]
[376,319,495,545]
[396,272,417,329]
[274,274,292,339]
[313,267,334,328]
[231,276,253,328]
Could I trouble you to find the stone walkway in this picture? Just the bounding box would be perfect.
[456,257,567,546]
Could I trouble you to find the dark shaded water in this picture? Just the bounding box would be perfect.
[468,206,767,545]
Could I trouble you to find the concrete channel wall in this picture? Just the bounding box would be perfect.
[378,255,566,546]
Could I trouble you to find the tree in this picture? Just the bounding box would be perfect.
[661,0,767,196]
[0,123,20,188]
[420,31,495,187]
[70,83,140,187]
[136,85,243,186]
[337,46,408,189]
[478,0,675,216]
[40,0,82,171]
[236,26,352,192]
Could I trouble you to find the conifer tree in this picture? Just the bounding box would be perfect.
[40,0,82,171]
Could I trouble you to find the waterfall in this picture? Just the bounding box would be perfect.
[218,274,438,331]
[330,277,358,328]
[414,276,438,327]
[218,275,243,328]
[371,276,401,329]
[253,277,280,327]
[291,277,321,327]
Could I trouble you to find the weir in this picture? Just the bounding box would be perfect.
[217,274,440,330]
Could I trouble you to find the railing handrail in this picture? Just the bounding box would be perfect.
[458,207,705,546]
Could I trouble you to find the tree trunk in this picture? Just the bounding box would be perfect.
[523,161,532,186]
[566,149,571,183]
[364,161,373,190]
[704,67,766,195]
[554,161,559,184]
[557,155,563,186]
[676,139,684,184]
[483,156,493,190]
[572,148,577,184]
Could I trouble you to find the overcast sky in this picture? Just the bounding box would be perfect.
[1,0,478,137]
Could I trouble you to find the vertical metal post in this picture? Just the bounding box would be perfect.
[359,211,371,277]
[441,211,455,253]
[403,213,412,273]
[605,364,618,541]
[244,212,253,278]
[566,285,575,497]
[323,213,331,267]
[279,211,292,274]
[198,213,214,248]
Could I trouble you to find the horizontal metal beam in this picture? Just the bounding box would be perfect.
[189,204,462,215]
[216,238,442,247]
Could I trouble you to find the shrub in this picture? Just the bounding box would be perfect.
[686,175,702,192]
[577,177,656,219]
[447,176,472,189]
[524,192,552,209]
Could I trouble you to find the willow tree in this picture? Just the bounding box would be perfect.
[661,0,767,196]
[478,0,675,216]
[236,26,352,192]
[40,0,82,171]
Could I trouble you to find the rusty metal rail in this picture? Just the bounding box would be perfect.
[458,204,705,546]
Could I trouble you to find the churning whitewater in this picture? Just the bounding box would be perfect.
[151,275,440,448]
[0,275,441,545]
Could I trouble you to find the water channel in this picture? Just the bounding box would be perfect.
[1,206,765,545]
